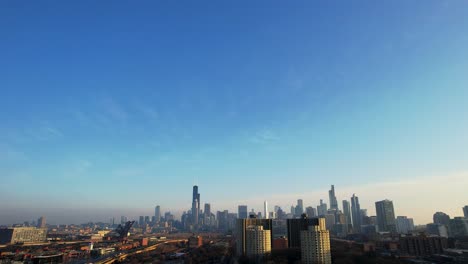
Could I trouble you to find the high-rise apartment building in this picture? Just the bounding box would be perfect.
[154,206,161,222]
[238,205,248,219]
[236,217,273,256]
[300,217,332,264]
[287,214,321,248]
[328,185,338,210]
[375,199,396,233]
[245,225,272,257]
[351,194,361,233]
[463,205,468,218]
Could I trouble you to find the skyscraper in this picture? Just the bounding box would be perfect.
[204,203,211,217]
[305,206,317,218]
[375,199,396,232]
[264,201,269,219]
[342,200,352,227]
[317,199,328,216]
[463,206,468,218]
[295,199,304,216]
[192,185,200,226]
[351,194,361,232]
[154,205,161,222]
[238,205,248,219]
[328,185,338,210]
[37,216,46,228]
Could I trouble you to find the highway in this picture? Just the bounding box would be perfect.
[95,239,187,264]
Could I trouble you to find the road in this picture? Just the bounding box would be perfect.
[95,239,187,264]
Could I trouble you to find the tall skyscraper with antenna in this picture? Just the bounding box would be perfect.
[192,185,200,226]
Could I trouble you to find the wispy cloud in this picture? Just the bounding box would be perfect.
[249,129,280,144]
[30,123,64,141]
[137,104,159,120]
[0,146,28,162]
[102,96,129,121]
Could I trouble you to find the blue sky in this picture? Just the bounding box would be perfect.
[1,1,468,224]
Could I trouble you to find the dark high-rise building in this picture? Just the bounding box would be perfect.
[448,217,468,237]
[328,185,338,210]
[305,206,317,217]
[217,210,229,231]
[295,199,304,217]
[342,200,352,227]
[463,206,468,218]
[351,194,361,233]
[238,205,248,219]
[192,185,200,226]
[375,199,396,232]
[155,206,161,222]
[139,216,145,226]
[236,216,273,256]
[144,216,150,225]
[204,203,211,217]
[286,214,321,248]
[433,212,450,226]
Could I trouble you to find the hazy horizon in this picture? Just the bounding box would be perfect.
[1,1,468,226]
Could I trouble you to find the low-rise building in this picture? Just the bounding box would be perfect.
[399,234,448,256]
[0,227,47,244]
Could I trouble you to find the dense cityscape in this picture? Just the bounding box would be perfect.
[1,185,467,263]
[2,1,468,263]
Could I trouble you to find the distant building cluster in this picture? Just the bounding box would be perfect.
[1,184,468,263]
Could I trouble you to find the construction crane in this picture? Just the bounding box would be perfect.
[114,221,135,242]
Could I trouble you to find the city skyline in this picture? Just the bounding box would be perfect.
[2,177,467,226]
[2,1,468,226]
